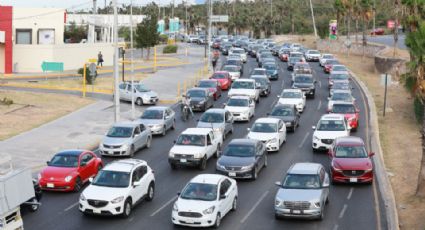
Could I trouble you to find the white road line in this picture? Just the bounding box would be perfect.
[298,132,310,148]
[317,100,322,111]
[150,196,177,217]
[318,81,322,88]
[347,187,354,200]
[333,224,339,230]
[270,98,278,110]
[240,190,269,224]
[64,202,79,212]
[339,204,348,219]
[128,217,134,222]
[281,79,285,89]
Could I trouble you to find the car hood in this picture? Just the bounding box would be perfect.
[82,184,129,201]
[225,106,250,114]
[175,198,216,213]
[293,83,314,89]
[278,98,302,105]
[228,89,256,96]
[138,119,164,126]
[190,97,207,103]
[102,136,131,146]
[247,132,277,141]
[332,158,373,170]
[314,130,349,139]
[218,155,255,167]
[41,166,76,179]
[269,115,295,123]
[170,145,207,155]
[138,90,157,97]
[275,188,323,202]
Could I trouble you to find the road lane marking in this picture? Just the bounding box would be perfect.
[150,196,177,217]
[128,217,134,222]
[317,100,322,111]
[318,81,322,88]
[240,190,269,223]
[64,202,79,212]
[281,78,285,89]
[339,204,348,219]
[347,187,354,200]
[333,224,339,230]
[270,98,278,110]
[298,132,310,148]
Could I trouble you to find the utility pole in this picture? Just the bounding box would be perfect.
[172,0,175,18]
[185,0,188,34]
[113,0,120,122]
[207,0,212,72]
[309,0,318,38]
[372,0,376,37]
[270,0,272,18]
[130,0,135,119]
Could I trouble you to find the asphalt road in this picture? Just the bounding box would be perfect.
[22,53,386,230]
[367,34,406,50]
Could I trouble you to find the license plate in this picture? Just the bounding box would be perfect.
[185,219,194,224]
[229,172,236,177]
[108,151,113,154]
[47,183,54,188]
[292,210,301,214]
[93,209,101,214]
[180,159,187,163]
[350,178,358,183]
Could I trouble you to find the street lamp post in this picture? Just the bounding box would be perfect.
[130,0,135,119]
[113,0,120,122]
[207,0,212,72]
[308,0,318,38]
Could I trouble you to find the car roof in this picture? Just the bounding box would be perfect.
[282,89,302,93]
[113,122,138,128]
[188,87,208,92]
[254,117,280,124]
[103,159,147,173]
[56,150,85,156]
[204,108,226,114]
[332,89,352,94]
[288,163,322,175]
[145,106,168,111]
[234,79,255,82]
[253,68,266,71]
[228,95,250,100]
[335,136,365,146]
[182,128,213,135]
[320,114,345,120]
[250,75,268,79]
[190,174,226,185]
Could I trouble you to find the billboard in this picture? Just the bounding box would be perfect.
[329,20,337,40]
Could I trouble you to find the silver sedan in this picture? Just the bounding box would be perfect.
[138,106,176,136]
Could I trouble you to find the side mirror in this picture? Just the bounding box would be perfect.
[46,161,50,165]
[322,181,330,188]
[223,103,227,107]
[312,126,316,130]
[88,177,93,183]
[173,140,177,144]
[277,95,280,98]
[369,152,375,157]
[133,181,141,187]
[275,181,282,187]
[266,112,270,115]
[133,133,140,138]
[220,194,227,200]
[177,191,181,196]
[80,161,87,167]
[247,128,251,131]
[327,97,330,101]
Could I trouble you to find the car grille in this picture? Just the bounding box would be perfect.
[342,170,365,177]
[88,199,109,208]
[174,154,194,159]
[321,139,333,145]
[283,201,311,210]
[225,166,243,171]
[178,212,203,218]
[103,144,121,149]
[5,211,19,224]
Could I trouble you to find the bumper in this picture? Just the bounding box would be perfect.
[332,170,373,183]
[275,207,321,219]
[232,112,250,121]
[79,200,123,216]
[312,139,332,151]
[172,211,216,227]
[191,103,206,111]
[39,180,74,192]
[100,146,130,156]
[265,141,280,151]
[216,167,253,179]
[169,157,202,167]
[147,125,165,135]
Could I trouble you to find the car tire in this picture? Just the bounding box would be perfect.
[318,207,325,220]
[312,147,318,153]
[275,213,282,220]
[161,126,166,136]
[251,167,258,180]
[199,156,207,170]
[171,120,176,130]
[136,98,143,106]
[122,199,132,218]
[146,183,155,201]
[214,213,221,228]
[130,145,135,157]
[264,155,268,168]
[231,197,237,211]
[215,144,221,158]
[28,197,39,212]
[74,177,82,192]
[146,137,151,149]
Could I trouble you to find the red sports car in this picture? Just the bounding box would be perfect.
[210,71,232,90]
[197,79,222,100]
[330,102,360,131]
[329,136,374,184]
[38,150,103,192]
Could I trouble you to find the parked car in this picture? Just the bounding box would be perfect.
[224,96,255,122]
[216,139,267,179]
[312,114,351,152]
[319,54,335,67]
[197,108,234,139]
[250,75,271,96]
[304,50,321,62]
[228,79,260,103]
[222,65,241,81]
[277,89,306,113]
[329,102,360,131]
[327,89,356,112]
[38,150,103,192]
[138,106,176,136]
[210,71,232,90]
[118,82,158,106]
[79,159,155,217]
[197,79,222,100]
[168,128,223,170]
[268,104,300,132]
[247,118,287,152]
[186,88,214,112]
[292,74,316,99]
[171,174,238,228]
[274,162,330,220]
[329,136,374,184]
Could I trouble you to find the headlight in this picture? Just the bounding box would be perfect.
[298,102,303,107]
[364,168,373,173]
[80,193,86,201]
[169,152,175,158]
[213,127,223,133]
[198,100,206,105]
[275,199,281,207]
[313,135,320,141]
[111,196,124,204]
[312,201,321,208]
[241,164,254,170]
[331,162,342,172]
[64,175,73,182]
[216,162,225,170]
[37,173,42,180]
[121,143,129,150]
[268,138,278,143]
[203,206,215,215]
[173,203,178,211]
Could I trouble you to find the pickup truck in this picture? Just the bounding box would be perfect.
[168,128,223,170]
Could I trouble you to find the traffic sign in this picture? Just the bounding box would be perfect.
[211,15,229,23]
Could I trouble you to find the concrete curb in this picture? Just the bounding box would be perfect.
[350,70,400,230]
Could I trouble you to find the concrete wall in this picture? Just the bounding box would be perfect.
[316,39,386,58]
[374,48,409,78]
[13,43,113,72]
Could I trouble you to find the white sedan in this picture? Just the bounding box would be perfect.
[247,117,286,152]
[277,89,306,113]
[172,174,238,228]
[224,96,255,121]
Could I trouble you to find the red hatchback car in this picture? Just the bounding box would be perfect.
[330,102,360,131]
[38,150,103,192]
[329,136,374,184]
[197,79,222,100]
[210,71,232,90]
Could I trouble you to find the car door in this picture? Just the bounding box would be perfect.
[78,153,94,181]
[129,166,145,203]
[206,133,215,159]
[249,99,255,116]
[218,179,232,215]
[278,120,286,144]
[119,83,127,100]
[139,124,149,147]
[132,126,143,150]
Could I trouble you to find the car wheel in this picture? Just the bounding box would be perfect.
[231,197,237,211]
[122,199,132,218]
[146,137,151,149]
[161,126,166,136]
[312,147,318,153]
[74,177,82,192]
[130,145,135,157]
[326,195,329,204]
[214,213,221,228]
[215,144,221,158]
[170,163,177,170]
[275,213,282,220]
[223,131,226,140]
[199,156,207,170]
[136,98,143,106]
[264,155,268,168]
[318,206,325,220]
[146,183,155,201]
[171,120,176,130]
[28,197,39,212]
[252,167,258,180]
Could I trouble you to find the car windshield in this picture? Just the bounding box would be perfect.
[233,50,243,54]
[199,81,216,88]
[251,122,277,133]
[332,83,350,90]
[294,76,313,83]
[331,74,349,81]
[212,73,227,79]
[252,69,266,75]
[223,66,238,72]
[180,183,217,201]
[226,60,238,65]
[333,66,347,71]
[281,91,302,98]
[107,126,133,138]
[317,120,346,131]
[227,98,249,107]
[92,170,130,188]
[282,174,321,189]
[335,145,368,158]
[252,77,267,85]
[232,81,254,89]
[289,57,302,63]
[326,60,339,65]
[332,104,356,113]
[49,155,79,167]
[271,107,294,116]
[291,53,303,57]
[309,50,320,54]
[187,90,206,98]
[134,84,150,92]
[223,144,255,157]
[323,55,333,59]
[263,65,276,70]
[200,112,224,123]
[141,109,163,119]
[176,134,205,146]
[331,93,352,101]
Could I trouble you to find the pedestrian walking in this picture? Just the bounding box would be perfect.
[97,51,104,66]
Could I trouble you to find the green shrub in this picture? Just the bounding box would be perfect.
[78,66,97,85]
[414,96,424,124]
[163,45,178,54]
[0,97,13,106]
[159,34,169,44]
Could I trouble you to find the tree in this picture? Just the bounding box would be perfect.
[135,3,160,60]
[64,22,87,43]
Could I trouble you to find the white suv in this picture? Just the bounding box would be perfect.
[228,79,260,103]
[312,114,351,152]
[79,159,155,218]
[277,89,306,113]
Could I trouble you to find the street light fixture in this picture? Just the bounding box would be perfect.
[113,0,120,122]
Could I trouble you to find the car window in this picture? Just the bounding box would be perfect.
[200,112,224,123]
[119,83,126,90]
[282,174,320,189]
[220,180,230,195]
[107,126,133,138]
[319,168,325,184]
[176,134,206,146]
[281,91,302,98]
[180,183,218,201]
[134,126,140,135]
[49,154,79,167]
[335,145,368,158]
[271,107,294,116]
[223,144,255,157]
[251,122,277,133]
[141,109,163,119]
[317,119,346,131]
[139,124,146,132]
[80,153,93,165]
[227,98,249,107]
